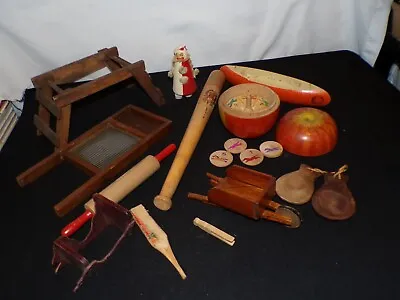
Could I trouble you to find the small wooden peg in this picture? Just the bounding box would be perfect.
[193,217,235,246]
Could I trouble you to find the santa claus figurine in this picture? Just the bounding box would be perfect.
[168,45,199,99]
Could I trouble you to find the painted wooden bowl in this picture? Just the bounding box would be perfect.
[218,83,280,138]
[220,65,331,107]
[276,107,338,157]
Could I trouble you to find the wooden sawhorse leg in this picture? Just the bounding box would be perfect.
[36,88,51,137]
[56,105,71,149]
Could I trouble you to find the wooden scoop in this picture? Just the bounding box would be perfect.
[276,164,324,205]
[312,166,356,220]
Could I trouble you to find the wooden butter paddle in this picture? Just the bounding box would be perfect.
[130,204,187,279]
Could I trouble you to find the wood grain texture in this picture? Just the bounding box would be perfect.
[53,106,171,217]
[188,165,300,228]
[31,47,118,86]
[153,70,225,211]
[17,104,171,218]
[31,47,165,150]
[16,151,64,187]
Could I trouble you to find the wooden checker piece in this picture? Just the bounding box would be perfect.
[224,138,247,154]
[239,149,264,166]
[209,150,233,167]
[259,141,283,158]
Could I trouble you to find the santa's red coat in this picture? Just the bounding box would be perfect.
[181,60,197,95]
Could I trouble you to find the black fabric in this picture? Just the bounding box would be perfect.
[375,32,400,78]
[3,50,400,300]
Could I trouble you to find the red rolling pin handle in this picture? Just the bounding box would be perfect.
[62,210,93,237]
[61,143,176,237]
[155,144,177,162]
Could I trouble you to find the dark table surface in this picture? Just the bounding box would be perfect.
[3,50,400,300]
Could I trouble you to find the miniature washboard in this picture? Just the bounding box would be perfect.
[16,105,172,217]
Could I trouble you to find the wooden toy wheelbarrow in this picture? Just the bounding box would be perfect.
[188,165,302,228]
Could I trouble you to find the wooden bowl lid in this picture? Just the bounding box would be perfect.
[218,83,280,119]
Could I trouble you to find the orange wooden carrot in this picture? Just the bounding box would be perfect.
[220,65,331,107]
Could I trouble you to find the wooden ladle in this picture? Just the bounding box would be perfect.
[276,164,324,205]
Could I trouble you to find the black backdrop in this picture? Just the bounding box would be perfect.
[3,51,400,300]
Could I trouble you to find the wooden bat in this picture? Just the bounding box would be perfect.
[193,217,235,246]
[153,70,226,211]
[130,204,186,279]
[61,144,176,237]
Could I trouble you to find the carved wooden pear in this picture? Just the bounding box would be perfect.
[312,167,356,220]
[276,164,323,205]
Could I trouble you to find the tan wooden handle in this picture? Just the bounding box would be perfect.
[206,172,222,182]
[263,199,281,211]
[261,209,292,226]
[187,192,208,202]
[187,192,217,206]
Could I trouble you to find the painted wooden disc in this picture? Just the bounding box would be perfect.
[259,141,283,158]
[209,150,233,167]
[224,138,247,154]
[239,149,264,166]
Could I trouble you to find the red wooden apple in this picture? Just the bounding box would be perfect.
[276,107,338,157]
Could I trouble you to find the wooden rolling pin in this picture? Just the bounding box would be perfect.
[61,144,176,237]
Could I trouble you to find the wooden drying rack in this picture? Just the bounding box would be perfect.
[32,46,165,150]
